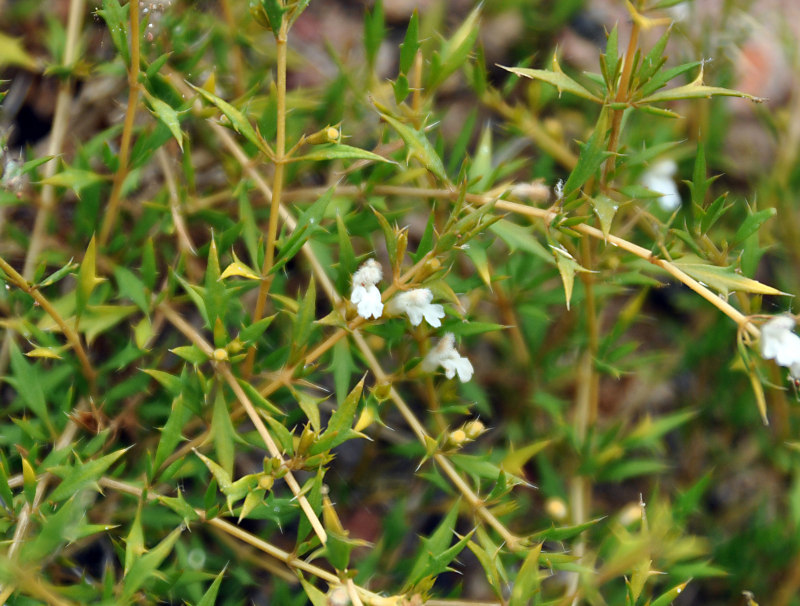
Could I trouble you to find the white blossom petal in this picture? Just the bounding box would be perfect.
[387,288,445,327]
[350,259,384,319]
[351,284,383,319]
[761,315,800,367]
[422,333,473,382]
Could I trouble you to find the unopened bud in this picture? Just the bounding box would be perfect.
[448,429,467,447]
[545,497,568,521]
[297,424,317,456]
[213,348,228,361]
[258,475,275,490]
[463,420,485,440]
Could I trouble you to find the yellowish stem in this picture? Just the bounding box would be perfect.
[98,0,141,247]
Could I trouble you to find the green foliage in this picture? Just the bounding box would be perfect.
[0,1,794,605]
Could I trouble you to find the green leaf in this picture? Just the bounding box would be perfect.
[509,543,543,606]
[145,94,183,150]
[672,255,786,297]
[530,518,602,542]
[0,32,37,70]
[190,83,267,154]
[212,389,236,477]
[9,342,52,433]
[194,449,232,493]
[38,259,77,288]
[500,56,602,103]
[733,207,776,245]
[331,337,354,405]
[590,193,618,240]
[204,237,227,329]
[428,5,481,89]
[20,496,85,563]
[650,581,690,606]
[291,277,316,357]
[49,448,129,502]
[41,168,105,196]
[399,10,419,74]
[0,460,15,512]
[82,304,138,345]
[238,314,276,346]
[153,397,188,474]
[602,25,619,90]
[114,266,150,314]
[552,245,590,310]
[489,220,553,264]
[309,376,365,456]
[236,378,284,416]
[124,503,145,574]
[77,235,103,316]
[379,112,447,181]
[294,143,393,164]
[143,369,183,397]
[638,64,765,104]
[271,187,334,275]
[294,390,323,432]
[259,0,285,32]
[563,129,612,197]
[157,489,200,526]
[197,566,227,606]
[170,345,209,365]
[122,525,185,601]
[298,575,329,606]
[405,502,473,588]
[98,0,130,65]
[363,0,385,68]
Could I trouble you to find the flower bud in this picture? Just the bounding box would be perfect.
[297,423,317,456]
[448,429,467,447]
[463,419,486,440]
[258,475,275,490]
[545,497,568,521]
[212,348,228,362]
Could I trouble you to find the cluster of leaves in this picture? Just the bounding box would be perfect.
[1,0,798,604]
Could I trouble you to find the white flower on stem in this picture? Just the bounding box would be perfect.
[760,315,800,373]
[640,159,681,212]
[350,259,383,319]
[421,333,474,382]
[387,288,445,327]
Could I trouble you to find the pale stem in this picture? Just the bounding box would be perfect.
[244,17,289,377]
[98,0,141,247]
[157,303,328,545]
[156,147,197,257]
[0,255,97,391]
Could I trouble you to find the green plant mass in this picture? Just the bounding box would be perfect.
[2,0,800,604]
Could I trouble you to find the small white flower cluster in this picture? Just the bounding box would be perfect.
[350,258,384,319]
[349,259,473,382]
[760,314,800,380]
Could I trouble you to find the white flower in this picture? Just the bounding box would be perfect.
[640,159,681,212]
[421,333,474,382]
[761,315,800,369]
[350,259,383,319]
[387,288,445,327]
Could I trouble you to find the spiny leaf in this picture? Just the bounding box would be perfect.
[77,235,104,316]
[500,56,602,103]
[638,64,765,105]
